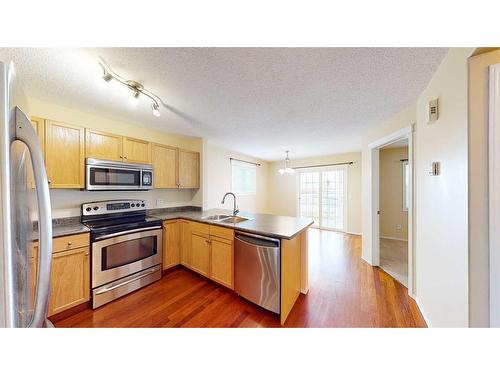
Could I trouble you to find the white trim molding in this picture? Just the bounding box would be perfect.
[489,63,500,327]
[416,298,432,328]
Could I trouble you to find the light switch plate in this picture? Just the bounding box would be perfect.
[427,98,439,123]
[430,161,440,176]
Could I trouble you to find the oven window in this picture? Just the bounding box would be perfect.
[101,237,157,270]
[90,167,140,186]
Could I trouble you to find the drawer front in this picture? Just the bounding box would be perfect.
[53,233,90,253]
[190,221,209,235]
[210,225,234,241]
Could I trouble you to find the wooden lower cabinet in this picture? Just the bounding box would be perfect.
[48,246,90,316]
[209,236,233,289]
[162,220,180,270]
[180,220,191,267]
[190,231,211,277]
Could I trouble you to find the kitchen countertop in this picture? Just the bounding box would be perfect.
[31,217,90,241]
[149,208,314,240]
[31,207,314,241]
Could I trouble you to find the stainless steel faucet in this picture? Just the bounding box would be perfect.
[221,192,239,216]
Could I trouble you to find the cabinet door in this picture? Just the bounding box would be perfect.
[163,220,180,270]
[45,120,85,188]
[151,143,178,188]
[178,150,200,189]
[210,236,233,289]
[123,137,151,164]
[27,117,46,188]
[48,247,90,316]
[180,220,191,267]
[86,129,123,161]
[190,232,210,277]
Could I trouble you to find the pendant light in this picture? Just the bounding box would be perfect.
[278,151,295,175]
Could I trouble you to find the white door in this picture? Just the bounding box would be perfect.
[297,166,347,231]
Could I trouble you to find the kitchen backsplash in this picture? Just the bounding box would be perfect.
[48,188,201,218]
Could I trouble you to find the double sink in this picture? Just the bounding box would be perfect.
[201,214,251,224]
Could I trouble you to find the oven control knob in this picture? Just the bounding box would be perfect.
[93,206,99,211]
[141,203,145,207]
[131,203,135,207]
[85,207,91,212]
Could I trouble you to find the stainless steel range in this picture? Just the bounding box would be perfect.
[81,199,162,308]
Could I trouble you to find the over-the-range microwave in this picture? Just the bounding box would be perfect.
[86,158,153,191]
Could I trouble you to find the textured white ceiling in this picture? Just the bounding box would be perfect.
[0,48,447,161]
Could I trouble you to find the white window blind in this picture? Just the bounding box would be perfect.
[231,160,256,195]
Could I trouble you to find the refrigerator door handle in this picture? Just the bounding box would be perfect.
[15,107,53,328]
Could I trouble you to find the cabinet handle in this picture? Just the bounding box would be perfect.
[124,156,128,160]
[48,179,52,184]
[67,241,72,246]
[85,252,89,256]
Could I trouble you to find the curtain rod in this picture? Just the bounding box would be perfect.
[293,161,354,169]
[230,157,261,166]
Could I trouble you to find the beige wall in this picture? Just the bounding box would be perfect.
[203,142,270,214]
[379,147,408,240]
[27,97,204,218]
[361,104,416,262]
[414,48,472,327]
[267,152,362,234]
[468,48,500,327]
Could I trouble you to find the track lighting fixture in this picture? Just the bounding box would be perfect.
[98,57,162,117]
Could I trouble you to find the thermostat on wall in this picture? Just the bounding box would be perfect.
[427,98,439,123]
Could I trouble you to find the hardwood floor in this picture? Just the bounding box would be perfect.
[55,229,426,328]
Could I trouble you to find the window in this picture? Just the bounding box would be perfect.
[402,160,410,211]
[297,166,347,231]
[231,160,256,195]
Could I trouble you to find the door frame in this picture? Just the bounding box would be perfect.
[368,125,415,297]
[489,63,500,326]
[295,164,348,232]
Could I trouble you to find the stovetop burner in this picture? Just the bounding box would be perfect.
[81,199,162,239]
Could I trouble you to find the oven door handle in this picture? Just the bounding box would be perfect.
[95,268,158,295]
[94,226,162,241]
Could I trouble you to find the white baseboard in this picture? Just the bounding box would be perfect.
[380,235,408,242]
[415,297,432,328]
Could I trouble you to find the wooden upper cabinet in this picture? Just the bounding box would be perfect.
[178,150,200,189]
[152,143,178,188]
[163,220,180,270]
[45,120,85,188]
[30,117,46,155]
[86,129,123,161]
[27,117,46,188]
[123,137,151,164]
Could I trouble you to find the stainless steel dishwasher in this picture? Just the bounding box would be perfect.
[234,232,280,314]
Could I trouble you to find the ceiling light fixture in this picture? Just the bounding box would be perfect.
[98,57,163,117]
[278,151,295,175]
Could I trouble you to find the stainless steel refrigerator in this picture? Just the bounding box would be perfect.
[0,60,53,327]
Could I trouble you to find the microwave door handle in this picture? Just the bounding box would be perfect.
[15,107,53,328]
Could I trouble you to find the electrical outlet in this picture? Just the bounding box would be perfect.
[396,224,402,230]
[156,199,165,207]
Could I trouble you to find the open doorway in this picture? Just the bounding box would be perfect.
[378,139,409,286]
[368,125,414,296]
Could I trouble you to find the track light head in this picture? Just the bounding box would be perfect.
[151,103,161,117]
[102,71,112,82]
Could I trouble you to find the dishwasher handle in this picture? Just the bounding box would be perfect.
[235,232,280,248]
